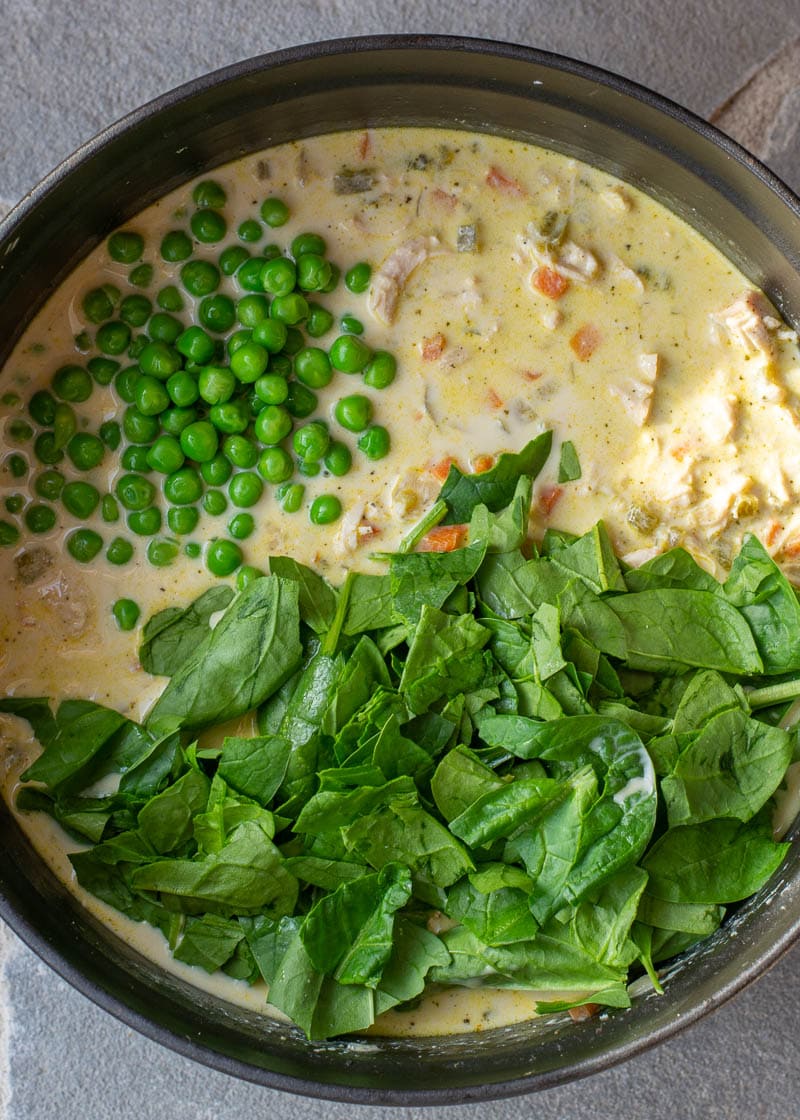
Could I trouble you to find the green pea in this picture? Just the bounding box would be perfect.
[257,447,294,485]
[203,489,228,516]
[113,597,140,630]
[200,453,232,486]
[127,507,162,536]
[59,478,98,521]
[167,506,199,535]
[237,294,270,327]
[96,321,132,356]
[163,465,203,505]
[53,364,92,402]
[262,244,281,265]
[363,350,397,390]
[7,419,33,444]
[138,341,181,379]
[269,354,292,378]
[296,253,332,293]
[116,473,156,511]
[147,434,185,474]
[184,541,201,559]
[165,370,199,409]
[25,504,56,534]
[122,406,155,444]
[88,356,120,385]
[199,293,236,333]
[251,319,288,353]
[218,436,254,470]
[135,375,171,417]
[66,527,103,562]
[6,453,27,479]
[236,564,263,590]
[260,257,296,297]
[294,347,332,389]
[227,329,252,357]
[180,259,220,297]
[254,404,292,445]
[29,390,57,426]
[5,495,23,514]
[161,406,198,436]
[270,293,308,325]
[82,286,115,324]
[255,373,289,406]
[305,303,335,338]
[74,330,91,353]
[322,262,341,293]
[341,314,364,335]
[148,312,184,345]
[0,519,20,546]
[345,261,372,293]
[198,365,236,405]
[172,330,210,370]
[335,393,373,432]
[108,231,143,263]
[129,263,153,289]
[277,482,305,513]
[98,420,122,451]
[230,341,269,383]
[293,421,330,462]
[358,424,391,460]
[329,334,370,373]
[309,494,342,525]
[324,440,352,477]
[114,365,140,404]
[227,471,262,508]
[236,256,266,291]
[178,420,217,463]
[107,536,134,565]
[238,219,262,243]
[228,512,255,540]
[221,246,251,277]
[101,494,120,523]
[33,432,64,465]
[157,285,184,312]
[285,382,318,419]
[127,334,148,361]
[191,208,227,243]
[147,537,180,567]
[67,433,105,471]
[297,459,320,478]
[260,197,289,228]
[120,445,150,472]
[34,470,64,500]
[193,179,227,208]
[206,538,243,576]
[209,400,250,435]
[161,229,193,262]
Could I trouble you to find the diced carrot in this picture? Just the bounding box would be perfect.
[486,165,525,196]
[358,131,371,160]
[522,369,544,382]
[766,520,783,548]
[782,539,800,559]
[431,187,458,210]
[533,266,570,300]
[418,524,468,552]
[569,324,602,361]
[471,454,495,474]
[487,387,504,410]
[422,333,447,361]
[355,522,380,545]
[568,1003,600,1023]
[539,484,563,515]
[430,456,459,481]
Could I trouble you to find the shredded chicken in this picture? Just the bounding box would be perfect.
[600,186,633,212]
[367,235,445,324]
[390,469,440,518]
[609,353,660,425]
[608,253,645,293]
[711,290,778,357]
[515,223,600,286]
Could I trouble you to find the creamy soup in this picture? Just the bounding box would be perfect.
[1,128,799,1036]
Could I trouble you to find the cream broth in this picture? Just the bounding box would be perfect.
[2,127,799,1037]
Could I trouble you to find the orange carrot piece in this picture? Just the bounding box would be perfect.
[539,484,563,515]
[782,539,800,559]
[487,388,504,410]
[471,454,495,474]
[430,456,459,481]
[568,1003,600,1023]
[569,324,602,361]
[533,266,570,300]
[422,333,447,361]
[358,131,371,160]
[486,165,525,196]
[521,369,544,382]
[431,187,458,210]
[766,520,783,548]
[419,524,468,552]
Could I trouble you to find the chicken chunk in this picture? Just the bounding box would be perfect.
[610,353,660,426]
[516,223,600,285]
[711,290,778,357]
[367,235,445,324]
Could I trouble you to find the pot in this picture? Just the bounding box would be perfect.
[1,35,799,1106]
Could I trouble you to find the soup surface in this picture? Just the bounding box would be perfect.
[1,128,799,1036]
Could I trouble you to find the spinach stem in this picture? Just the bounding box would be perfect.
[746,678,800,709]
[398,500,448,554]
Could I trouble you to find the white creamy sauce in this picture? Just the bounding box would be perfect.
[2,127,800,1037]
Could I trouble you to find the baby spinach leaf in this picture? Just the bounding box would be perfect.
[671,669,746,733]
[558,440,582,483]
[400,606,489,715]
[342,573,394,635]
[137,768,210,854]
[283,856,369,890]
[476,552,568,619]
[269,556,338,634]
[139,585,235,677]
[447,864,538,946]
[469,475,533,554]
[390,541,486,624]
[724,533,800,674]
[449,777,562,848]
[431,745,507,821]
[637,895,724,935]
[0,697,57,746]
[551,522,626,595]
[607,589,763,674]
[240,914,300,987]
[530,602,567,681]
[217,734,291,807]
[374,918,451,1015]
[174,914,245,972]
[20,700,128,791]
[147,576,303,734]
[624,548,721,594]
[439,431,552,524]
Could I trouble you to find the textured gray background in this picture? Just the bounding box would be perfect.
[2,2,800,1117]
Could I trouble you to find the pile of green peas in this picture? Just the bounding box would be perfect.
[1,177,397,594]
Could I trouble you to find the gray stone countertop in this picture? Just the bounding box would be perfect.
[2,2,800,1117]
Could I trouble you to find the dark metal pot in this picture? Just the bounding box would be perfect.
[1,35,799,1106]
